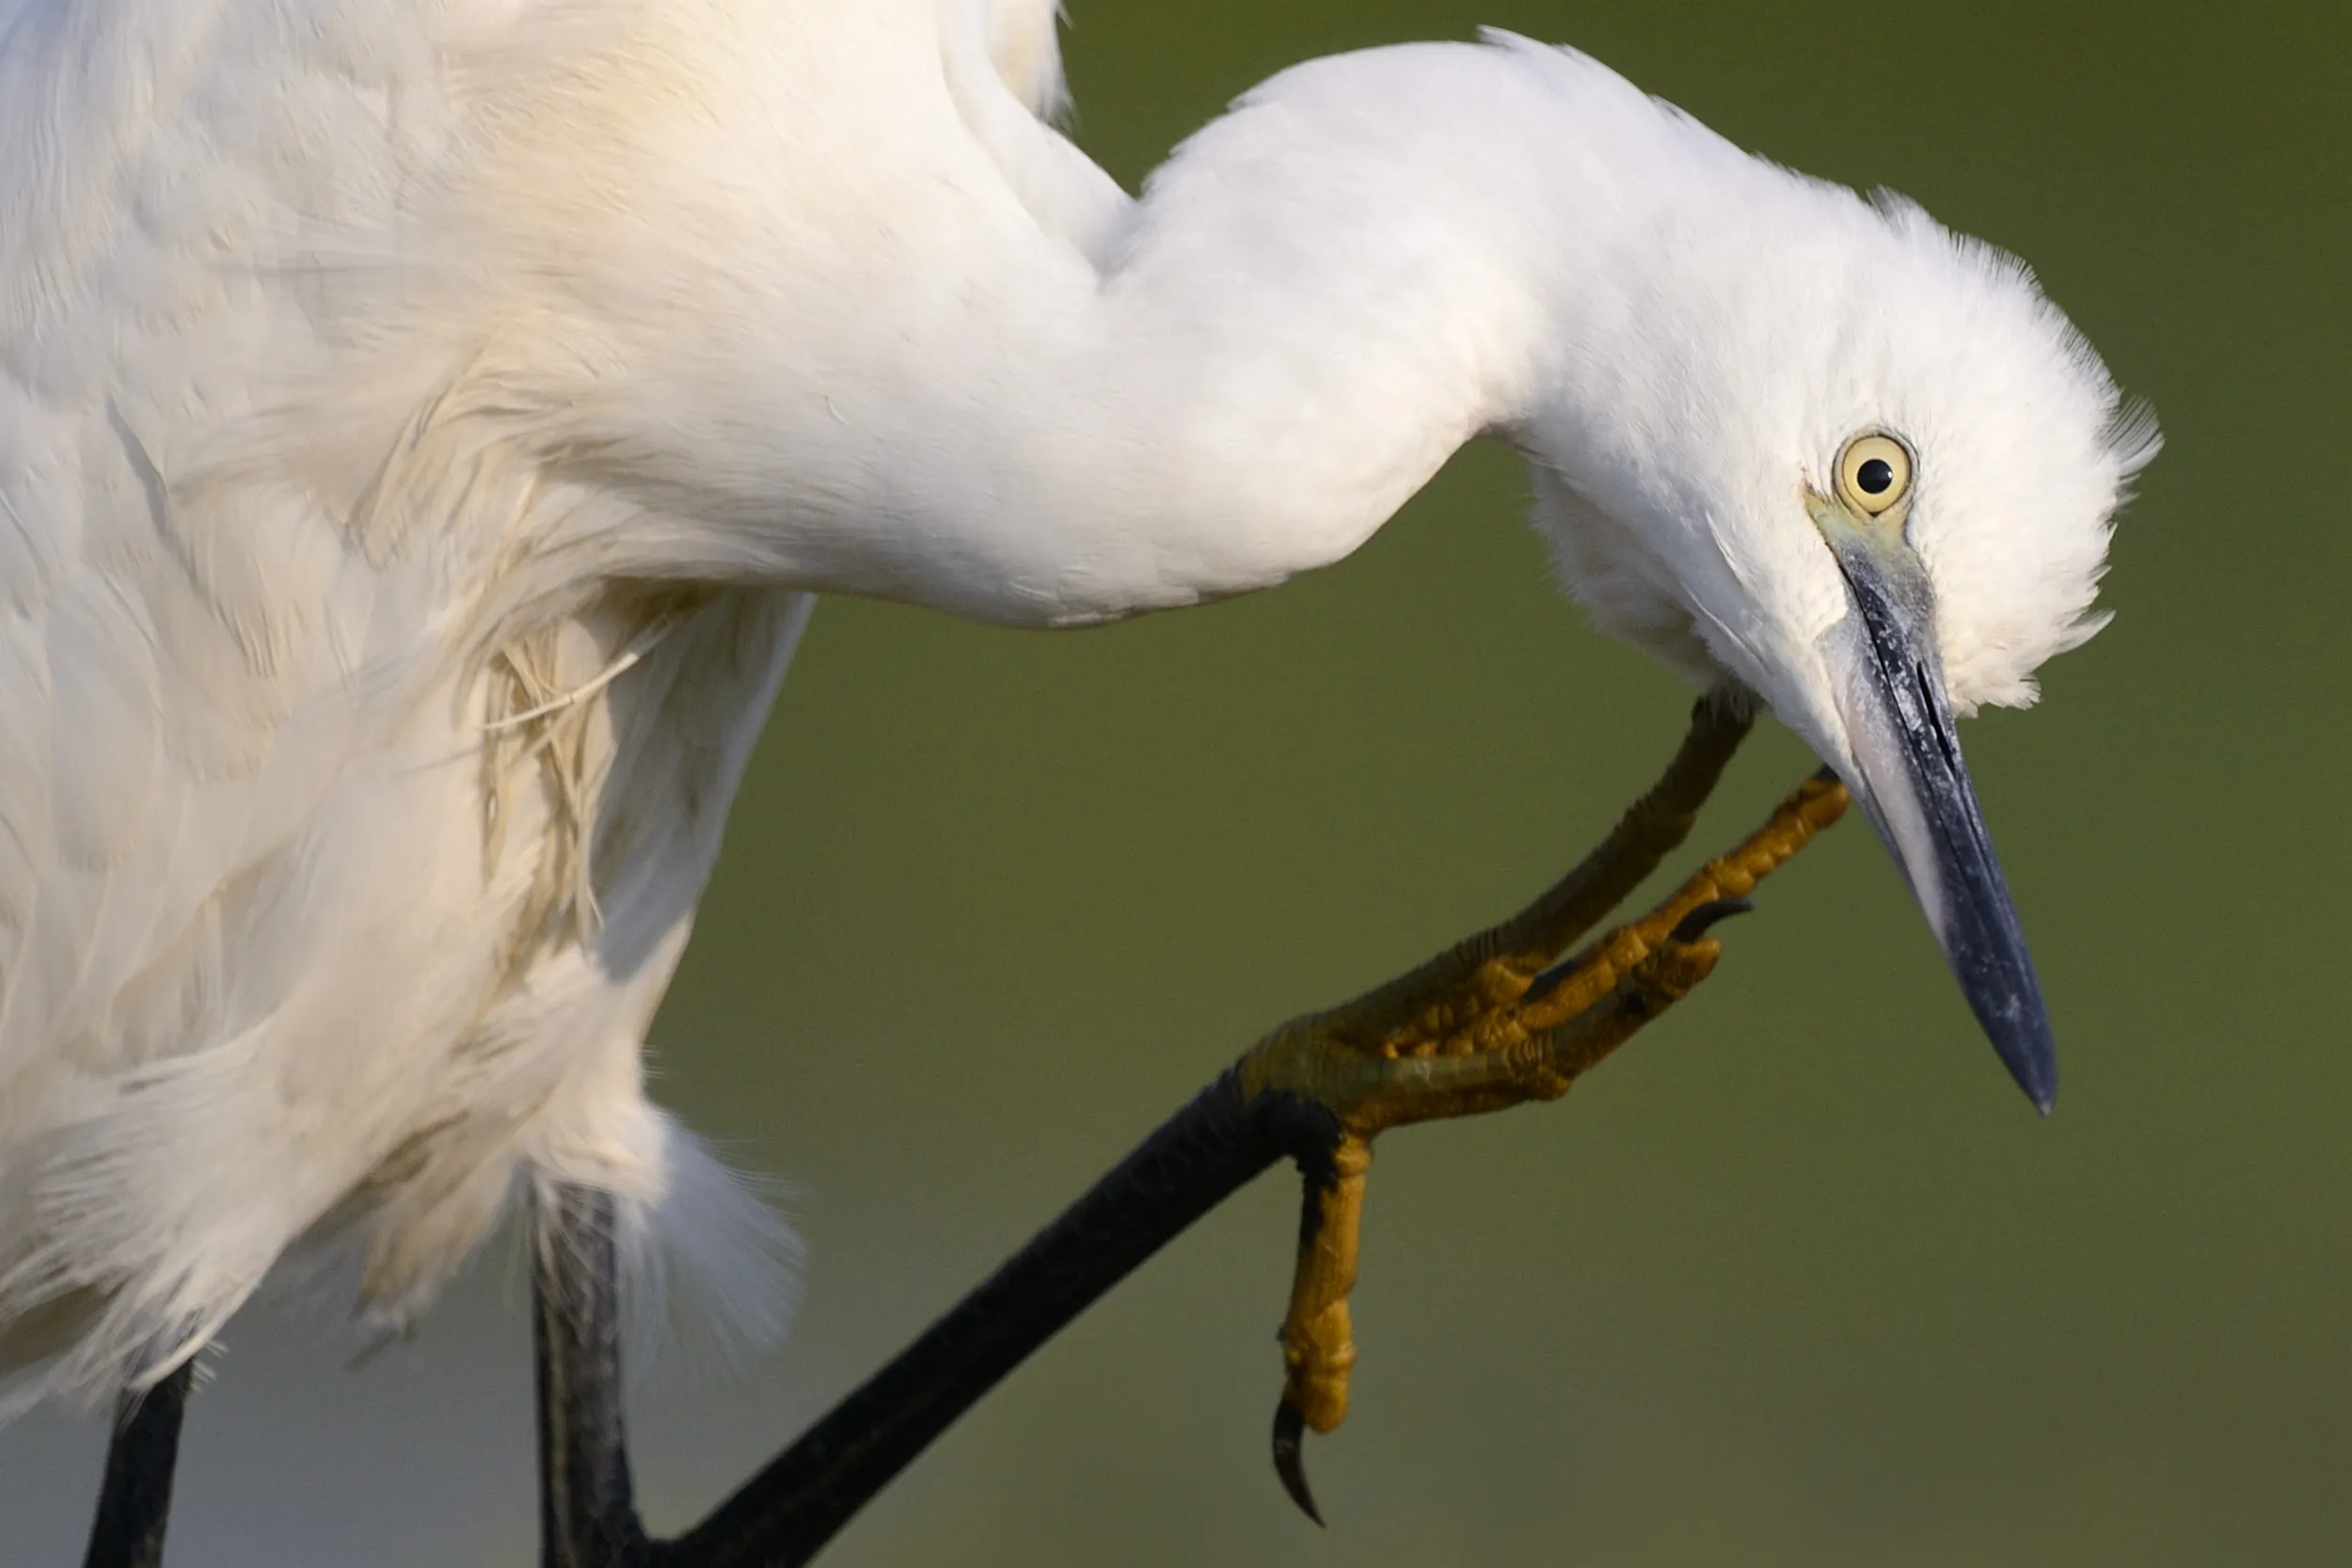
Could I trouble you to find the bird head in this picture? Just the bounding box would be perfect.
[1521,168,2158,1112]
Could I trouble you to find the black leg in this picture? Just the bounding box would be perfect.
[648,695,1820,1567]
[83,1358,195,1568]
[534,1184,653,1568]
[656,1075,1342,1568]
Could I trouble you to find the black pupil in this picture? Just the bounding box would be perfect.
[1856,457,1895,495]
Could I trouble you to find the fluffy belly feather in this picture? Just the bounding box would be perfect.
[0,587,813,1415]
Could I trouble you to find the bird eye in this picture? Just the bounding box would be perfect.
[1836,434,1913,516]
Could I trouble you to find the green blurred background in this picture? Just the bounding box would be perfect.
[5,1,2346,1562]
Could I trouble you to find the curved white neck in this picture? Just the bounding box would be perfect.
[519,33,1690,628]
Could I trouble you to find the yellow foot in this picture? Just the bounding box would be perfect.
[1230,691,1849,1520]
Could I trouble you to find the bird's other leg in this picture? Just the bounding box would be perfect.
[81,1359,196,1568]
[657,691,1846,1566]
[532,1183,652,1568]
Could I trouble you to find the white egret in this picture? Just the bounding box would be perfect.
[0,0,2153,1559]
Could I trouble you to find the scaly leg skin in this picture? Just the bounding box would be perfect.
[81,1359,196,1568]
[533,1183,654,1568]
[639,691,1842,1567]
[1240,694,1849,1518]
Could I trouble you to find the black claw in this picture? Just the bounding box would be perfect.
[1520,961,1569,1005]
[1270,1399,1325,1527]
[1669,897,1753,943]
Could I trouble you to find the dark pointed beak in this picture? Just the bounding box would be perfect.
[1813,506,2058,1113]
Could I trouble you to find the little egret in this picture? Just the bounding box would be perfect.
[0,0,2153,1559]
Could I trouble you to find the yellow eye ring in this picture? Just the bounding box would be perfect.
[1836,433,1914,515]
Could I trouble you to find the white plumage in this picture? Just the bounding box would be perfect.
[0,0,2153,1417]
